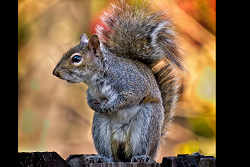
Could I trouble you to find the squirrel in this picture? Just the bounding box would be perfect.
[53,0,186,163]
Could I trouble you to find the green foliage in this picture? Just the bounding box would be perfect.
[187,117,214,138]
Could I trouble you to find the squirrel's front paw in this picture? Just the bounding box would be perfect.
[84,155,107,163]
[131,155,152,162]
[100,99,113,113]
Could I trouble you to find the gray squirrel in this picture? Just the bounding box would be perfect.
[53,0,186,163]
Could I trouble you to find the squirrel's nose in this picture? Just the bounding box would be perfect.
[53,68,61,78]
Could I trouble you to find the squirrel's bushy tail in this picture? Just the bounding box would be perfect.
[96,0,186,136]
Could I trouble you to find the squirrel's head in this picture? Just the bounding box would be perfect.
[52,33,103,83]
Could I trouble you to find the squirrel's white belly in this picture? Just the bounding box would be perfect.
[90,81,143,144]
[110,105,142,143]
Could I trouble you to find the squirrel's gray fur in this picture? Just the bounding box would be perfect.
[53,0,186,163]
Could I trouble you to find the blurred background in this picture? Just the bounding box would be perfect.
[18,0,215,162]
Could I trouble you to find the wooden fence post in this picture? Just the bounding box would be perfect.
[18,152,216,167]
[18,151,70,167]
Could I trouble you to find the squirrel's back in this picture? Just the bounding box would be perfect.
[96,0,186,136]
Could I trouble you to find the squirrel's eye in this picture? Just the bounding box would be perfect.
[71,55,82,63]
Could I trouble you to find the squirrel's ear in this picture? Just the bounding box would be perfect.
[80,33,88,44]
[88,35,101,58]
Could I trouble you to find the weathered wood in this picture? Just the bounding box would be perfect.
[86,162,161,167]
[66,155,161,167]
[18,151,70,167]
[198,158,216,167]
[162,154,216,167]
[162,156,197,167]
[18,152,216,167]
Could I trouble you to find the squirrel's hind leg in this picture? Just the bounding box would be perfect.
[129,103,163,163]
